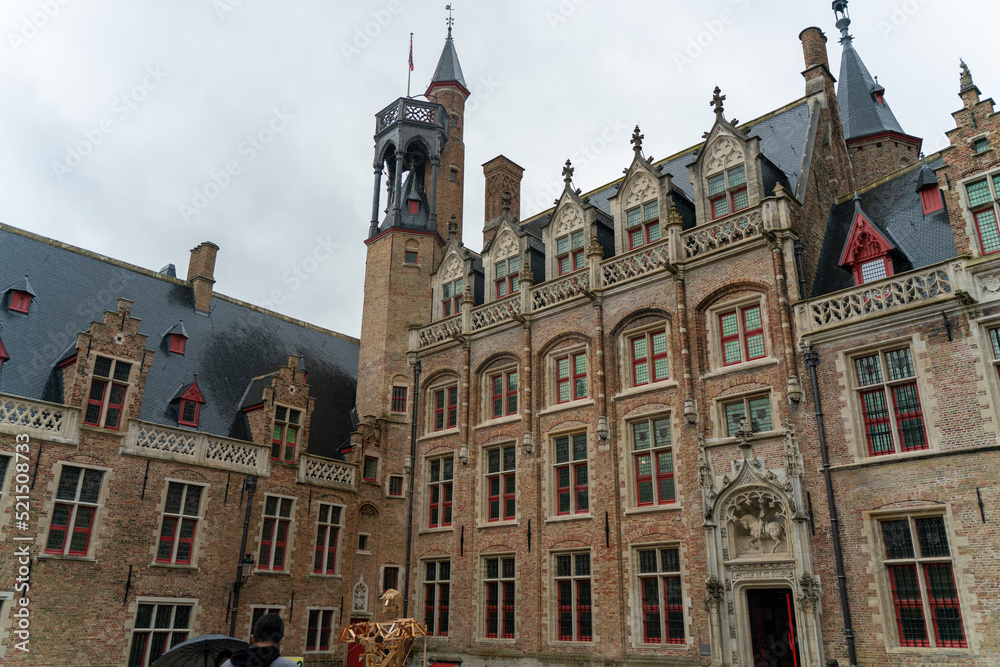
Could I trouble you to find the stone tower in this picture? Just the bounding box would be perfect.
[356,29,467,418]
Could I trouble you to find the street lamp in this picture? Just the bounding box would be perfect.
[229,475,258,638]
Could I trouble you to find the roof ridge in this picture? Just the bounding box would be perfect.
[515,96,810,228]
[0,221,360,345]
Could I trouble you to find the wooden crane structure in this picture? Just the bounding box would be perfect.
[339,590,428,667]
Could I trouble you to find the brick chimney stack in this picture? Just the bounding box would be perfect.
[799,27,830,80]
[482,156,525,247]
[187,242,219,313]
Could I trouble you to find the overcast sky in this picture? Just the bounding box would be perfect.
[0,0,993,339]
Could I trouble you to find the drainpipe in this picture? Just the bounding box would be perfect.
[402,359,421,617]
[804,350,858,667]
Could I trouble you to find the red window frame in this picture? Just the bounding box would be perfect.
[554,433,588,516]
[555,554,593,642]
[362,456,378,482]
[388,475,404,497]
[718,304,765,366]
[490,370,518,418]
[313,503,341,574]
[306,609,335,652]
[404,250,419,264]
[427,457,453,528]
[555,352,587,404]
[630,330,668,386]
[486,445,516,522]
[424,560,451,636]
[169,334,186,354]
[637,547,684,644]
[433,386,459,431]
[391,386,407,413]
[484,557,516,639]
[855,350,927,457]
[408,200,419,215]
[178,400,199,427]
[854,256,892,285]
[84,359,130,430]
[442,278,463,317]
[708,165,749,220]
[45,465,103,557]
[556,231,585,276]
[128,603,191,667]
[919,187,943,215]
[155,482,202,565]
[8,290,31,314]
[271,406,300,463]
[494,256,520,299]
[258,496,292,571]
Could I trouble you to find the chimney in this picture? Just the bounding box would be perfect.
[482,155,525,248]
[799,27,830,82]
[187,242,219,313]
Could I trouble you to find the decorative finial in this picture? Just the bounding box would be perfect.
[833,0,852,43]
[562,159,574,186]
[445,4,454,37]
[852,191,861,208]
[710,86,726,117]
[919,152,926,166]
[448,214,458,239]
[959,58,978,92]
[501,189,512,214]
[630,125,644,157]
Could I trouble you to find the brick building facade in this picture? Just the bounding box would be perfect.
[2,2,1000,666]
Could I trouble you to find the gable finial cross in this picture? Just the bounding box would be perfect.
[562,159,574,186]
[711,86,726,117]
[630,124,644,157]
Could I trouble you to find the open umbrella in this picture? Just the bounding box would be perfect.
[151,634,249,667]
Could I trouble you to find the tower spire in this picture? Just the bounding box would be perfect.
[832,0,852,43]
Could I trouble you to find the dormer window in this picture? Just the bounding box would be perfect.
[840,205,895,285]
[442,277,463,317]
[626,201,660,250]
[556,230,585,275]
[495,256,520,298]
[169,334,187,355]
[708,165,748,220]
[177,382,204,428]
[874,90,885,105]
[9,290,31,314]
[919,186,943,215]
[409,201,420,214]
[0,337,8,371]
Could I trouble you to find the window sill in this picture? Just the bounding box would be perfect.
[702,356,779,380]
[544,514,593,525]
[475,414,521,430]
[537,399,595,417]
[886,646,971,656]
[419,428,460,442]
[613,380,679,401]
[477,519,519,530]
[36,553,96,563]
[834,447,944,470]
[308,572,343,579]
[418,526,456,536]
[254,569,292,576]
[623,504,683,517]
[149,562,199,571]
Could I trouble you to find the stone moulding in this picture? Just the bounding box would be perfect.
[471,293,522,332]
[0,394,79,443]
[682,209,764,259]
[601,240,670,288]
[121,420,270,475]
[298,453,356,490]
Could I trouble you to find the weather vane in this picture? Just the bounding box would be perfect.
[445,4,454,35]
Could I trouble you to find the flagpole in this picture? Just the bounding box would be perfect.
[407,32,413,98]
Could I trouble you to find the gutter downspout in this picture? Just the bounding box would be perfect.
[804,349,858,667]
[402,359,421,618]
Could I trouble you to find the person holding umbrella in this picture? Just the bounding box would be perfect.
[220,613,297,667]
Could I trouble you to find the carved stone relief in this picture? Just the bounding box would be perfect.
[625,173,655,207]
[725,489,788,557]
[706,136,744,174]
[554,205,583,235]
[442,255,463,282]
[728,562,796,583]
[352,578,369,613]
[495,230,518,259]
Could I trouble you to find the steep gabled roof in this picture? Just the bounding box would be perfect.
[837,39,907,141]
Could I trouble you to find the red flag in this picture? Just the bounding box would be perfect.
[408,34,414,71]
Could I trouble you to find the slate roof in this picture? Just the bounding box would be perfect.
[514,99,814,243]
[836,39,907,141]
[0,223,359,458]
[811,155,955,297]
[430,33,467,89]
